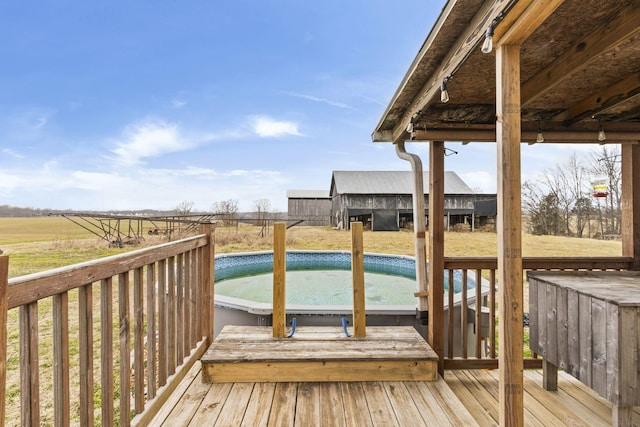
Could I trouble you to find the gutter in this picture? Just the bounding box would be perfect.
[395,141,429,315]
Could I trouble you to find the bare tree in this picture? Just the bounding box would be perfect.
[212,199,239,227]
[590,145,621,236]
[175,200,194,216]
[253,198,271,236]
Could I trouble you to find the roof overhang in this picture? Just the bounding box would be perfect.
[372,0,640,145]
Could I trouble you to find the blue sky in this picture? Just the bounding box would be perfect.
[0,1,595,212]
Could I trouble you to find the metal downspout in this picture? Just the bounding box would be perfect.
[395,141,428,316]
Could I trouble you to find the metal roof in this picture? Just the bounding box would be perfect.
[286,190,330,199]
[330,171,474,195]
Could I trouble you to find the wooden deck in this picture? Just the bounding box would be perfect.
[201,325,438,383]
[146,364,640,426]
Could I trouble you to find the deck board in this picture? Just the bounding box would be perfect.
[142,361,640,426]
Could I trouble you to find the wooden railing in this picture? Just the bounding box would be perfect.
[443,256,634,370]
[0,223,214,427]
[0,231,633,424]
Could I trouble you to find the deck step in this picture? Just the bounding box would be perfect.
[201,325,439,383]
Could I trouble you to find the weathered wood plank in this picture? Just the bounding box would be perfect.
[363,382,398,426]
[383,382,426,426]
[167,257,176,376]
[294,383,321,426]
[146,263,156,399]
[215,325,423,341]
[460,269,468,358]
[556,286,568,371]
[351,222,366,337]
[176,254,184,363]
[53,292,70,427]
[444,371,496,426]
[241,382,276,427]
[119,272,131,427]
[134,267,145,414]
[272,223,286,338]
[185,381,232,426]
[267,382,297,427]
[100,277,114,426]
[204,359,436,383]
[578,293,592,386]
[567,288,580,377]
[340,382,373,427]
[78,284,94,427]
[158,258,167,386]
[20,302,39,426]
[214,383,254,426]
[591,298,607,395]
[318,382,346,427]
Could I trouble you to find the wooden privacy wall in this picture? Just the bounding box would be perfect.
[3,224,214,427]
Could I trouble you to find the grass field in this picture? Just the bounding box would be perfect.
[0,216,623,278]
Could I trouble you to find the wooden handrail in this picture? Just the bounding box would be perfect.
[7,235,208,309]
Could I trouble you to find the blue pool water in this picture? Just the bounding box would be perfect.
[214,251,474,306]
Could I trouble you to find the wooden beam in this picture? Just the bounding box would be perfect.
[272,223,286,338]
[413,128,640,143]
[496,44,524,427]
[621,144,640,270]
[496,0,565,46]
[521,2,640,105]
[387,0,513,144]
[429,141,445,377]
[554,73,640,123]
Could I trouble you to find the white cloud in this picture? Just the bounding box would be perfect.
[285,92,352,109]
[172,99,187,108]
[251,116,303,138]
[2,148,25,159]
[110,119,189,165]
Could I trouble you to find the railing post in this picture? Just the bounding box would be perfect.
[351,222,366,337]
[200,223,215,344]
[272,223,286,338]
[0,256,8,427]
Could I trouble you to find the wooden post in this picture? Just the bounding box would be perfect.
[200,223,215,343]
[429,141,445,376]
[621,144,640,270]
[273,223,286,338]
[351,222,366,337]
[496,43,524,427]
[0,256,8,427]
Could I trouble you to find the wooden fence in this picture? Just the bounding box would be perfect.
[0,223,214,427]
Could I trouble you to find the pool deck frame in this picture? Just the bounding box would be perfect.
[201,325,439,383]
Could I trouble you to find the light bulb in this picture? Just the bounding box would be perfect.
[440,80,449,103]
[598,126,606,142]
[406,121,413,133]
[481,35,493,54]
[536,128,544,143]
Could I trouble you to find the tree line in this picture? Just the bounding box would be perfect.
[522,145,621,238]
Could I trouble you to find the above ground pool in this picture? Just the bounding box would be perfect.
[214,250,474,307]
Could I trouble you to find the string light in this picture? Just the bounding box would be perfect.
[481,21,495,54]
[597,119,606,142]
[440,78,450,103]
[536,121,544,143]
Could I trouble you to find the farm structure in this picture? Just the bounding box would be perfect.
[329,170,496,231]
[285,190,331,226]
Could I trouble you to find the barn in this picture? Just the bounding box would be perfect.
[285,190,331,226]
[329,170,496,231]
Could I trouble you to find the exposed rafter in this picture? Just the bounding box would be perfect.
[553,73,640,123]
[521,2,640,105]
